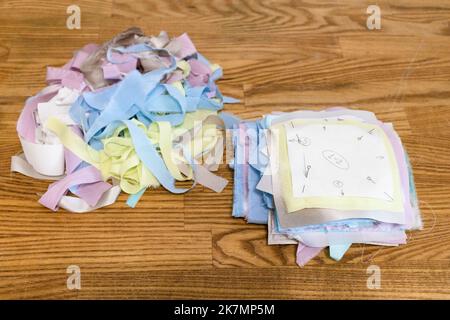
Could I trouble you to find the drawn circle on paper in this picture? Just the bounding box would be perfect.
[299,137,311,146]
[333,180,344,189]
[288,136,311,146]
[322,149,350,170]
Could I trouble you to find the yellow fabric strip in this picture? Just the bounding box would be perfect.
[45,110,222,195]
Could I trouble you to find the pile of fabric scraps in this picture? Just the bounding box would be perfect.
[229,108,422,266]
[12,27,238,212]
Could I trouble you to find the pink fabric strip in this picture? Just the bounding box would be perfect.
[73,181,112,207]
[297,230,407,248]
[69,44,99,70]
[188,59,211,87]
[46,67,85,91]
[108,52,138,73]
[175,33,197,59]
[101,52,137,80]
[39,165,104,211]
[63,126,112,206]
[296,244,324,267]
[16,86,59,142]
[102,64,122,80]
[45,46,91,90]
[71,50,90,70]
[64,150,82,175]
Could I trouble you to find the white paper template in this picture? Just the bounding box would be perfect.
[285,121,396,202]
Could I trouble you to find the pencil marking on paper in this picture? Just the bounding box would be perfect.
[384,192,394,201]
[367,176,376,184]
[322,150,350,170]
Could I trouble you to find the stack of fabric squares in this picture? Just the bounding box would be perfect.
[229,108,422,266]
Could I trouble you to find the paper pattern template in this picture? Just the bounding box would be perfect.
[285,120,395,202]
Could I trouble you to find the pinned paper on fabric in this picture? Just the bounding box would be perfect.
[229,108,422,266]
[285,121,398,202]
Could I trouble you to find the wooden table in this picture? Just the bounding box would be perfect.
[0,0,449,299]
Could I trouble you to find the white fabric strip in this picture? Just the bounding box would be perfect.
[11,153,65,180]
[19,137,65,176]
[58,185,122,213]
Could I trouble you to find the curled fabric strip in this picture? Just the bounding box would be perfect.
[19,136,65,176]
[124,119,190,194]
[17,84,61,143]
[62,125,114,206]
[59,185,122,213]
[39,165,104,211]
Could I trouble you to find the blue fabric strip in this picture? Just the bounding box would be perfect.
[329,244,352,261]
[126,187,147,208]
[123,120,189,194]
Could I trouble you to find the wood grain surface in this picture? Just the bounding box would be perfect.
[0,0,449,299]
